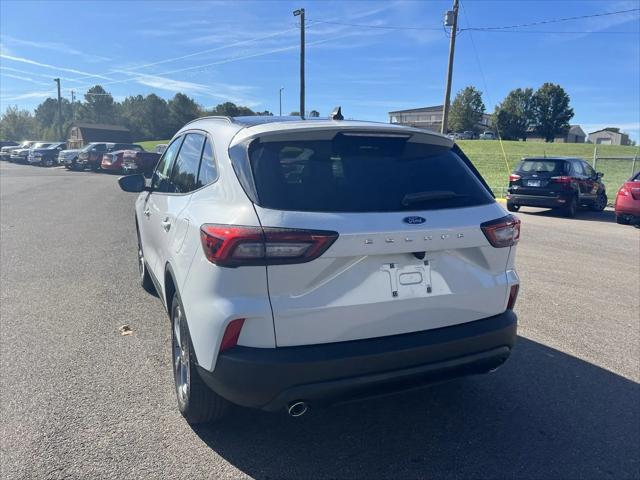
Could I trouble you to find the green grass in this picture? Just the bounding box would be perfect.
[458,140,639,198]
[136,139,170,151]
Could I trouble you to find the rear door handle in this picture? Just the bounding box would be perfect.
[161,218,172,232]
[143,208,151,217]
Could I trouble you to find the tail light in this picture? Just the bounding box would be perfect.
[507,284,519,310]
[551,176,572,184]
[508,174,521,182]
[632,188,640,200]
[219,319,245,352]
[481,215,521,248]
[200,224,338,267]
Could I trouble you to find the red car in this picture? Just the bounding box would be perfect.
[614,171,640,225]
[101,148,160,175]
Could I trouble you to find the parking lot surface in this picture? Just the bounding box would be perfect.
[1,162,638,480]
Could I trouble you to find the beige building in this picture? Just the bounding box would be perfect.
[527,125,586,143]
[388,105,492,133]
[587,128,631,146]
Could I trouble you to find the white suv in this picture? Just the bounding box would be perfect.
[119,116,520,423]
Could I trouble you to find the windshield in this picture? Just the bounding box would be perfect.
[45,143,62,150]
[33,143,52,149]
[246,133,493,212]
[516,159,569,175]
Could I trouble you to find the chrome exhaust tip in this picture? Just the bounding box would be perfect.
[287,401,309,417]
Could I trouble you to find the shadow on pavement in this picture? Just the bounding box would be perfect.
[193,337,639,479]
[519,207,617,223]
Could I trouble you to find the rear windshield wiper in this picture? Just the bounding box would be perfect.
[401,190,467,206]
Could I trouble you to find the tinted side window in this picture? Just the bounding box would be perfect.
[171,133,206,194]
[196,138,217,188]
[572,161,584,176]
[152,137,183,192]
[582,162,595,177]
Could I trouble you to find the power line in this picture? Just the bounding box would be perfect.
[462,30,639,35]
[465,7,639,31]
[459,1,510,173]
[308,7,639,33]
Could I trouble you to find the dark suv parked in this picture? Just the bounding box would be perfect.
[506,157,607,217]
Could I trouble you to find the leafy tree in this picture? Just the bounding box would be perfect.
[0,106,37,140]
[309,110,320,118]
[145,94,173,139]
[493,88,534,140]
[255,110,274,116]
[119,95,148,140]
[168,93,202,133]
[77,85,117,124]
[210,102,254,116]
[449,86,485,133]
[531,83,574,142]
[289,111,300,116]
[34,97,73,140]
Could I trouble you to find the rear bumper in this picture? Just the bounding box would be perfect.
[507,193,571,208]
[198,310,517,411]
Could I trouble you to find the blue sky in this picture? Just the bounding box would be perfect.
[1,0,639,140]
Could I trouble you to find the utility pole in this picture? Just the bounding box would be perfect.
[71,90,76,122]
[279,87,284,116]
[293,8,305,118]
[54,78,63,141]
[440,0,459,134]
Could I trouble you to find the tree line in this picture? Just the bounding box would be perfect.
[0,85,273,142]
[448,82,574,142]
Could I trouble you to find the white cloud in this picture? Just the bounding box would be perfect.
[0,54,113,81]
[0,90,55,102]
[1,35,111,62]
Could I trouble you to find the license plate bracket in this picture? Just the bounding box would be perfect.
[381,261,432,299]
[527,180,541,187]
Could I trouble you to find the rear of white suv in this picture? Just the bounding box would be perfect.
[119,116,520,423]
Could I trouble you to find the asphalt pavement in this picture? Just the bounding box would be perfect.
[1,162,638,480]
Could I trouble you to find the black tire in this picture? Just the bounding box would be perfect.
[590,192,607,212]
[137,229,156,295]
[91,163,100,172]
[506,202,520,212]
[43,157,54,167]
[170,292,228,424]
[616,215,630,225]
[562,196,577,218]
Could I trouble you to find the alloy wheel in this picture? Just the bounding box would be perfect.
[172,305,190,406]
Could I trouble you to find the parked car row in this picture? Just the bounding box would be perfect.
[446,131,496,141]
[0,139,161,175]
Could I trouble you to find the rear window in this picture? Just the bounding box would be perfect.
[516,159,569,175]
[246,133,493,212]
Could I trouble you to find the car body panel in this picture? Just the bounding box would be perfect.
[615,172,640,223]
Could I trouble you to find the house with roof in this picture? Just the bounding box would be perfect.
[388,105,493,133]
[66,123,131,149]
[526,125,586,143]
[587,128,631,145]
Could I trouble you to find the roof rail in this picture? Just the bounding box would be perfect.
[182,116,233,127]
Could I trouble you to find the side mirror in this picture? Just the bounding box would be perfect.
[118,174,147,193]
[597,172,604,179]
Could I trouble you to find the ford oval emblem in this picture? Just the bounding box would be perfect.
[403,216,426,225]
